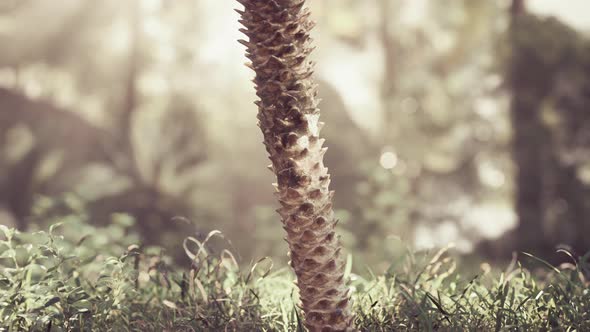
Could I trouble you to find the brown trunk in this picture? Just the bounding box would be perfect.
[236,1,353,330]
[509,0,550,254]
[379,0,396,143]
[511,0,525,16]
[119,0,143,184]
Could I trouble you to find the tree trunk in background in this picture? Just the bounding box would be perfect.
[546,159,590,255]
[509,0,553,255]
[510,0,525,17]
[237,1,353,330]
[0,87,113,231]
[510,96,551,254]
[509,0,590,258]
[0,148,41,231]
[119,0,143,184]
[379,0,396,143]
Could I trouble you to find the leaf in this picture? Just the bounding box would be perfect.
[183,230,224,262]
[49,222,64,236]
[344,253,353,280]
[0,249,15,259]
[43,297,61,308]
[194,278,208,304]
[0,224,14,240]
[162,300,177,309]
[76,234,90,246]
[183,237,205,261]
[245,257,273,284]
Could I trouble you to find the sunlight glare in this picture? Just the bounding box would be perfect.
[380,151,398,170]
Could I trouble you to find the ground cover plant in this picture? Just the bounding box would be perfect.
[1,218,588,331]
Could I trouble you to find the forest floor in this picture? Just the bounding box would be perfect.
[0,219,589,331]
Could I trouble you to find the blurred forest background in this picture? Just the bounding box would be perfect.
[0,0,589,271]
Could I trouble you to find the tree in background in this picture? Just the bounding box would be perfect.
[346,0,511,264]
[0,1,210,259]
[508,0,552,256]
[237,0,353,330]
[484,0,590,260]
[1,0,588,271]
[0,88,112,230]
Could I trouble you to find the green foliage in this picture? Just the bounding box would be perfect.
[0,217,300,331]
[353,248,590,331]
[350,164,414,269]
[1,220,589,331]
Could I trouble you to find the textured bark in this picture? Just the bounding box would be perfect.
[236,1,353,330]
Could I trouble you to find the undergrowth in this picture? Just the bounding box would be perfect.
[0,218,588,331]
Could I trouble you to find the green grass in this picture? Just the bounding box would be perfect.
[0,219,588,331]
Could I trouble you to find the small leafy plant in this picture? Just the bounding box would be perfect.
[1,218,589,331]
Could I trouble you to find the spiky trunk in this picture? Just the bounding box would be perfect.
[236,0,353,330]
